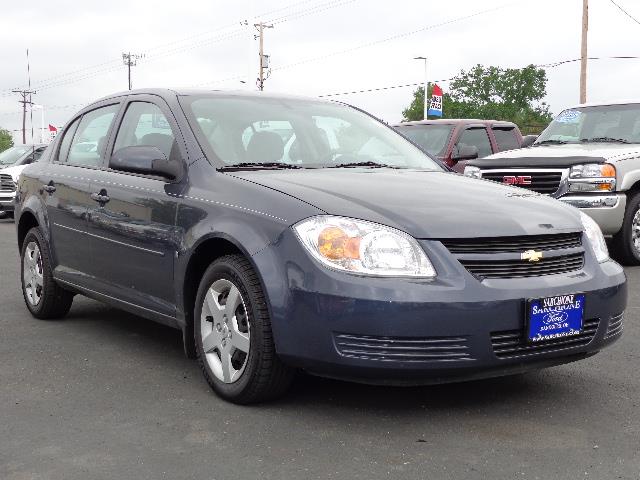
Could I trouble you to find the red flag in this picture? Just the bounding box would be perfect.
[48,124,57,132]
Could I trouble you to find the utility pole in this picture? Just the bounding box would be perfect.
[12,89,35,144]
[122,52,144,90]
[414,56,428,119]
[254,22,273,91]
[580,0,589,104]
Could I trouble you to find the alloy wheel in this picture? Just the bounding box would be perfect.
[200,279,251,383]
[23,241,44,306]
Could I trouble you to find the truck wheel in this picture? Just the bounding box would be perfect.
[21,227,74,319]
[194,254,294,404]
[611,192,640,266]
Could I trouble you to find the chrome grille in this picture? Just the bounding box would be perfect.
[334,333,473,362]
[481,170,563,194]
[0,174,15,193]
[459,253,584,279]
[441,233,582,254]
[605,313,624,339]
[491,318,599,359]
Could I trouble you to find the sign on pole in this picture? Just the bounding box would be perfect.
[428,84,443,118]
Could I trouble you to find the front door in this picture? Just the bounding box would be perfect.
[44,104,120,283]
[86,98,185,318]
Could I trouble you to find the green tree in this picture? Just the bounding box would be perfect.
[0,128,13,153]
[402,64,553,132]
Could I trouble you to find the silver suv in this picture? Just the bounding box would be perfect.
[465,100,640,265]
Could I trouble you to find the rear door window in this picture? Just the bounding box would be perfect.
[458,127,493,158]
[66,105,119,167]
[493,128,520,152]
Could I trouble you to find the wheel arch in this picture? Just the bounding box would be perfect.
[179,232,272,358]
[17,209,40,251]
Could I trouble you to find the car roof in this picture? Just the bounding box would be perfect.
[393,119,517,128]
[85,88,336,109]
[564,99,640,109]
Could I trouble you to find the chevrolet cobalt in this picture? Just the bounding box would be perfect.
[14,90,626,403]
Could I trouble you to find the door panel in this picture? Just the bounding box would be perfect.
[86,173,179,316]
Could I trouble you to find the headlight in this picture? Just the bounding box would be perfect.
[569,163,616,192]
[579,211,609,262]
[294,216,436,277]
[464,166,481,179]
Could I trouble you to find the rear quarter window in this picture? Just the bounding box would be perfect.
[493,128,520,152]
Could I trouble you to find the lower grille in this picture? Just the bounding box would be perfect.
[0,174,15,193]
[605,313,624,339]
[481,170,563,194]
[460,253,584,279]
[334,333,473,362]
[491,318,599,359]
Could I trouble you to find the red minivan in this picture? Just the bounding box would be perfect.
[394,119,532,172]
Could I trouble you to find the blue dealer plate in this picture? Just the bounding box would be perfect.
[527,293,585,343]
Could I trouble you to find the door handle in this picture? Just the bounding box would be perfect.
[42,182,56,194]
[91,192,110,204]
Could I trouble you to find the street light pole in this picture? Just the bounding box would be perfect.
[414,56,428,120]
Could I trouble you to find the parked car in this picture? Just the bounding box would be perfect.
[0,144,47,218]
[394,119,531,172]
[464,100,640,265]
[15,89,626,403]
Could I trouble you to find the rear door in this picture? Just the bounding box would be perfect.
[85,96,185,318]
[43,103,120,282]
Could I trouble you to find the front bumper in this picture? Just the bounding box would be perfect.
[559,193,626,235]
[0,195,15,213]
[254,229,627,384]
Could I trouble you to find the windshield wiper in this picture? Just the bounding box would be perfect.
[329,161,399,169]
[217,162,302,171]
[580,137,631,144]
[532,139,568,146]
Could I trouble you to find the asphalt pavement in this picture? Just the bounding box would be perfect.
[0,218,638,480]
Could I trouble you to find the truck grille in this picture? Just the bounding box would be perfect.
[334,333,473,362]
[0,174,15,193]
[459,253,584,279]
[491,318,599,359]
[481,170,563,194]
[441,233,582,254]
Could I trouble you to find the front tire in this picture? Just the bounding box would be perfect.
[611,192,640,265]
[21,227,74,319]
[194,255,294,404]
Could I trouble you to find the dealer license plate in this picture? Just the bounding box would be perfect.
[527,293,585,343]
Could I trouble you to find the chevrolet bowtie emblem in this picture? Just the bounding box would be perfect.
[521,250,543,262]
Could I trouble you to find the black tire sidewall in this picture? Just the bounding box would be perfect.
[614,192,640,264]
[194,257,267,400]
[20,228,50,317]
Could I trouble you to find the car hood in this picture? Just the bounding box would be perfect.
[229,169,582,239]
[0,164,28,182]
[481,143,640,164]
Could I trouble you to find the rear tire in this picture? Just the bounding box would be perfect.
[194,255,294,404]
[21,227,74,319]
[611,192,640,266]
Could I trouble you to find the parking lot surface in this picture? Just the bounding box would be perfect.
[0,218,638,480]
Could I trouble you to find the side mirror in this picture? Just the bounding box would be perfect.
[521,135,538,148]
[451,145,479,162]
[110,145,182,180]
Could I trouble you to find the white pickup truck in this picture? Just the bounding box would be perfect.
[464,100,640,265]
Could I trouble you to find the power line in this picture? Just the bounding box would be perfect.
[608,0,640,25]
[318,55,640,98]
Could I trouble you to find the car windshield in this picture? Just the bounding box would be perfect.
[536,103,640,145]
[180,95,442,170]
[394,124,454,157]
[0,146,31,166]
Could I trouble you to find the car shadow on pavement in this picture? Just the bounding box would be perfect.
[58,299,572,414]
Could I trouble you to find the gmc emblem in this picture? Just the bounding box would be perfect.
[503,175,532,185]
